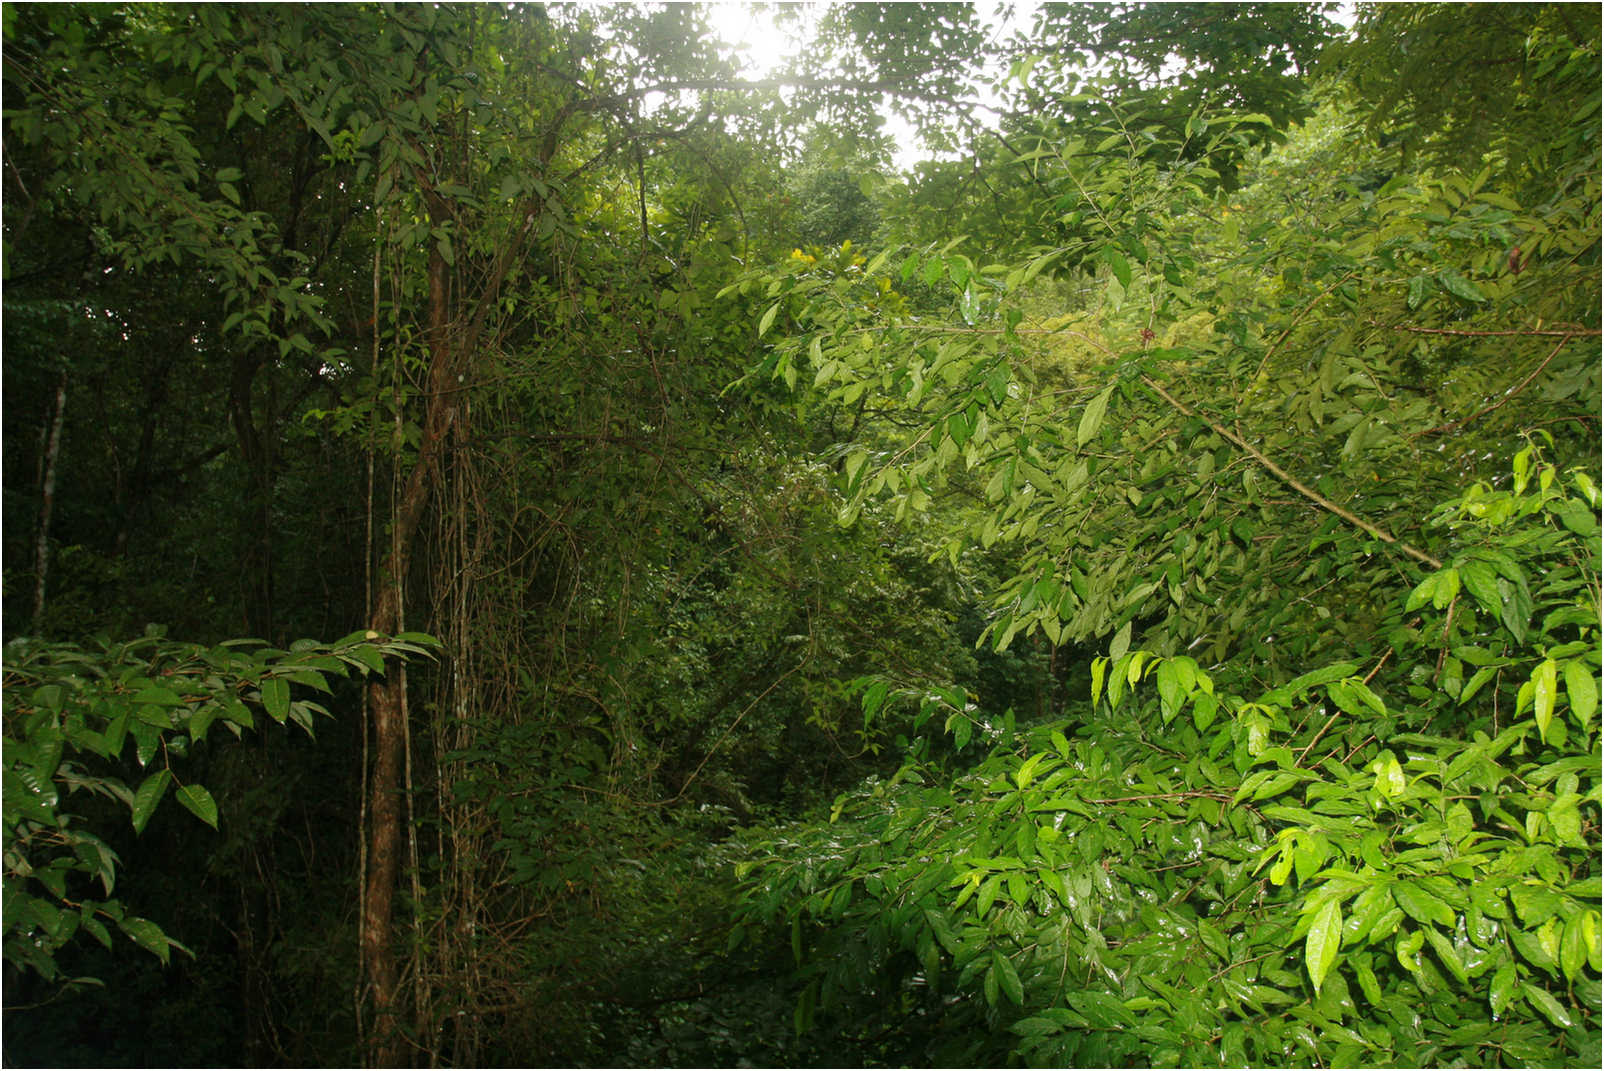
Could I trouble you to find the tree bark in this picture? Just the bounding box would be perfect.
[31,373,67,629]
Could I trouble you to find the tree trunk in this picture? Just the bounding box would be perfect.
[31,373,67,629]
[229,346,277,638]
[363,243,454,1068]
[360,150,543,1061]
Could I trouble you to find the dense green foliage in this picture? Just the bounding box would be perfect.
[4,630,437,978]
[3,2,1598,1066]
[733,461,1600,1066]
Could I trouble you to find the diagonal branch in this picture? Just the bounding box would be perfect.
[1412,332,1576,438]
[1141,374,1443,570]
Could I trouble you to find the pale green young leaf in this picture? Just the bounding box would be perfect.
[1562,658,1597,726]
[757,302,780,337]
[1108,620,1132,663]
[1532,658,1558,741]
[1077,384,1114,446]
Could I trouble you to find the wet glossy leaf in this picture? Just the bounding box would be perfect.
[261,677,290,722]
[175,784,219,829]
[1521,982,1573,1028]
[1305,899,1342,993]
[129,770,171,834]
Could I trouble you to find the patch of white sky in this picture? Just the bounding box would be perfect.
[702,0,1036,172]
[700,1,1356,174]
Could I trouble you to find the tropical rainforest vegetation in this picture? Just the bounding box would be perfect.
[3,2,1599,1066]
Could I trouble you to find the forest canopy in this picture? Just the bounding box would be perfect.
[3,2,1599,1067]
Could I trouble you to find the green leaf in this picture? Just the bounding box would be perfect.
[1498,576,1533,642]
[1371,753,1407,799]
[1560,911,1590,980]
[993,949,1024,1005]
[119,916,187,966]
[343,645,387,675]
[986,363,1010,405]
[1438,270,1485,303]
[1521,982,1574,1028]
[1423,926,1467,984]
[1393,882,1455,928]
[129,769,172,834]
[1406,275,1429,309]
[1015,752,1047,790]
[1108,621,1132,664]
[132,684,184,707]
[261,677,290,722]
[1328,679,1385,716]
[1305,899,1342,994]
[1077,384,1114,446]
[1405,572,1438,612]
[1563,658,1596,726]
[1489,962,1517,1016]
[757,302,780,338]
[1431,567,1460,609]
[1102,245,1131,288]
[175,784,219,829]
[1156,660,1182,723]
[1554,497,1597,537]
[1458,559,1500,617]
[1531,658,1557,742]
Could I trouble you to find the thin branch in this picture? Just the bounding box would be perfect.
[1365,320,1600,338]
[1412,332,1575,438]
[1294,646,1394,768]
[1141,374,1443,569]
[665,653,811,805]
[1250,271,1358,383]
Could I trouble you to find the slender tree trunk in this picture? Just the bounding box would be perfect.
[230,347,276,637]
[360,143,541,1060]
[363,243,454,1068]
[31,373,67,629]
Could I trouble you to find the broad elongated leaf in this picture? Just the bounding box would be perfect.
[1156,660,1181,722]
[1102,245,1132,287]
[130,770,171,834]
[1489,962,1517,1016]
[1532,658,1557,741]
[260,677,290,722]
[1563,659,1599,725]
[757,302,780,337]
[993,949,1024,1005]
[175,784,219,829]
[1438,269,1485,302]
[1305,899,1342,993]
[1522,982,1574,1028]
[1078,384,1114,446]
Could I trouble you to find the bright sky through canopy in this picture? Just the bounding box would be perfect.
[702,0,1037,171]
